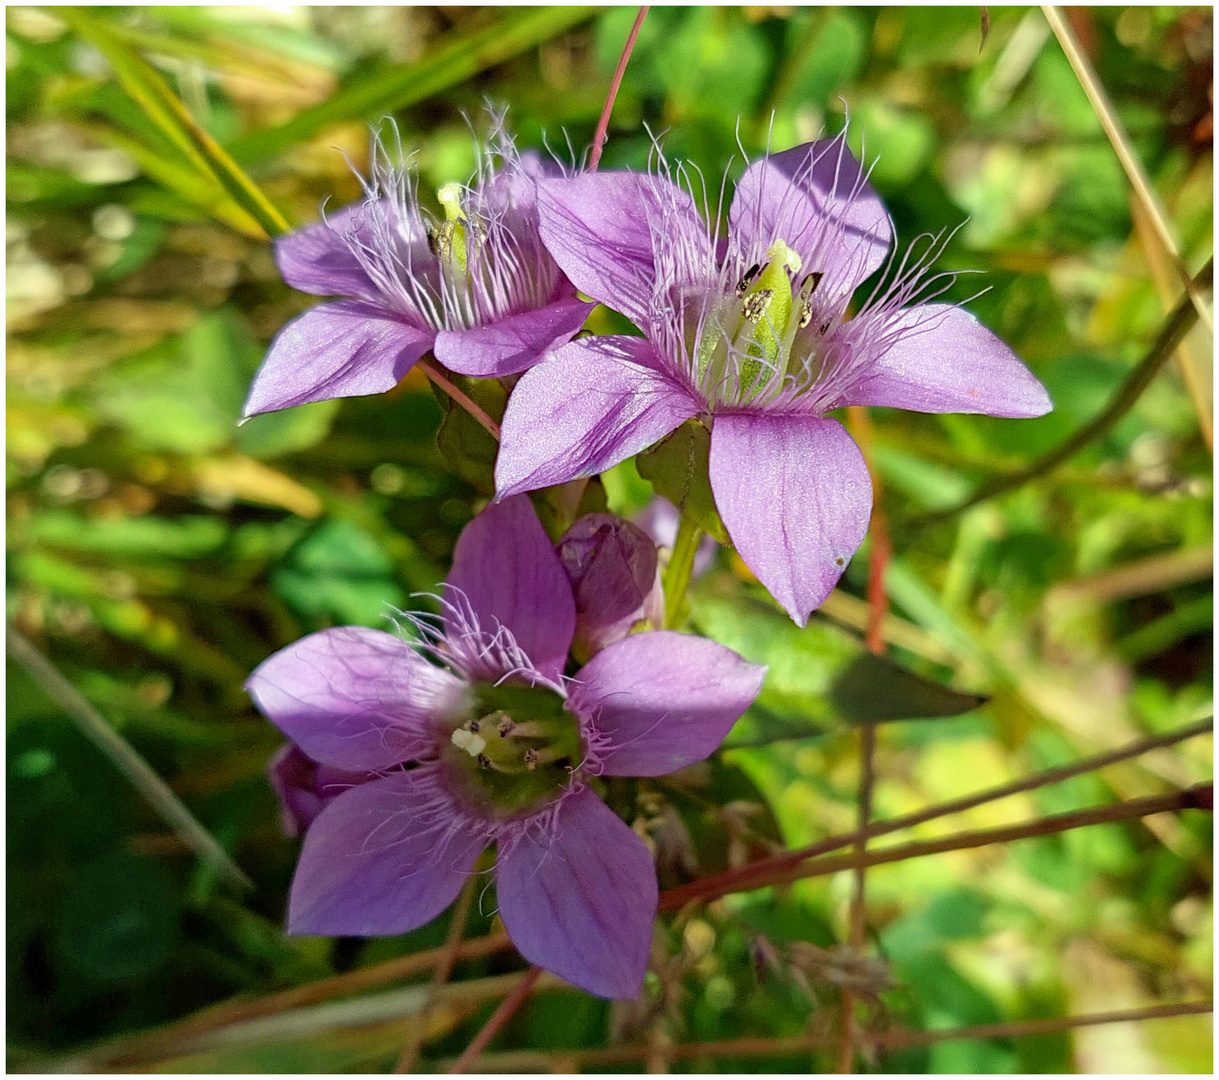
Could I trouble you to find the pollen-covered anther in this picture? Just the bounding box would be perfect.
[497,716,517,738]
[735,263,761,297]
[523,747,539,771]
[742,289,773,322]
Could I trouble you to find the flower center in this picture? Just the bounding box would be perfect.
[691,238,826,407]
[441,681,580,818]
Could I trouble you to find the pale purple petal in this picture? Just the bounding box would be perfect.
[496,787,656,999]
[557,513,661,659]
[267,744,370,838]
[843,303,1053,417]
[443,496,576,684]
[495,336,701,499]
[729,137,891,303]
[246,627,466,771]
[709,412,872,626]
[275,202,375,299]
[536,172,711,328]
[287,767,486,936]
[243,300,433,417]
[434,298,593,378]
[569,631,765,776]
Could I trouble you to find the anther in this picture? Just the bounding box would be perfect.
[497,716,516,738]
[523,748,539,771]
[798,300,813,329]
[477,753,492,770]
[468,719,480,734]
[735,263,761,297]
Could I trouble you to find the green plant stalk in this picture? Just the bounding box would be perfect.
[663,514,704,628]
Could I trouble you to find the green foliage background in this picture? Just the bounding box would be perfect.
[6,5,1213,1072]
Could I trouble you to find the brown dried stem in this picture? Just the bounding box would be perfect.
[660,716,1212,910]
[448,965,544,1074]
[442,1000,1213,1070]
[394,876,477,1073]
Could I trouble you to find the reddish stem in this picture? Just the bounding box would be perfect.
[588,6,648,171]
[449,965,544,1074]
[417,357,501,440]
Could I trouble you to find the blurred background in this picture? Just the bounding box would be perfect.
[6,5,1213,1072]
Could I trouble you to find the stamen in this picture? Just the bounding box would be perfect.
[735,263,761,297]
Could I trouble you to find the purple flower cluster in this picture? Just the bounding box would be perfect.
[245,119,1051,998]
[250,497,764,999]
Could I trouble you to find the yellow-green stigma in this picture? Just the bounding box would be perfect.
[433,181,469,274]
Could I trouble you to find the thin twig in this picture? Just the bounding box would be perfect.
[837,720,876,1074]
[5,624,252,891]
[417,357,501,440]
[449,965,544,1074]
[911,258,1213,527]
[588,6,648,171]
[439,1000,1213,1069]
[1042,5,1212,335]
[394,877,477,1073]
[712,784,1213,896]
[79,931,514,1069]
[660,717,1212,910]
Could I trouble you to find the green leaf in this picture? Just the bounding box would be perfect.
[225,6,597,165]
[829,651,989,724]
[636,419,731,544]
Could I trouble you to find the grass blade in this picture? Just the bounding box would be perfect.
[60,6,291,237]
[225,6,596,165]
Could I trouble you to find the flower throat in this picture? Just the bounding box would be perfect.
[444,681,580,818]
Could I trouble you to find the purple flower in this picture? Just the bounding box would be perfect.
[493,135,1052,625]
[557,512,664,662]
[246,496,764,999]
[243,123,592,418]
[267,744,369,838]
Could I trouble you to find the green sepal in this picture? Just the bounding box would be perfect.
[432,374,507,496]
[529,477,608,542]
[636,418,731,545]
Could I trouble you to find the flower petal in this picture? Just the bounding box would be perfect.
[569,631,765,777]
[536,172,711,328]
[495,336,700,499]
[288,768,486,936]
[246,627,465,771]
[244,300,433,417]
[443,496,576,684]
[709,412,872,626]
[843,303,1053,417]
[729,136,891,303]
[275,202,376,299]
[496,787,656,998]
[434,298,593,378]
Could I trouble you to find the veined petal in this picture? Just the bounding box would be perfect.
[246,627,465,771]
[729,137,891,304]
[243,300,433,417]
[287,768,486,936]
[843,303,1053,418]
[709,412,872,626]
[495,336,700,499]
[444,496,576,684]
[536,172,711,328]
[569,631,765,777]
[434,298,593,378]
[496,787,656,999]
[275,202,375,299]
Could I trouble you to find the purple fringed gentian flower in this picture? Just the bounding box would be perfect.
[247,496,765,999]
[243,123,592,418]
[493,135,1052,625]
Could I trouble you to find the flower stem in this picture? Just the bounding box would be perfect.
[663,513,703,628]
[588,6,649,171]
